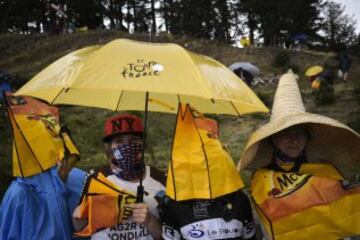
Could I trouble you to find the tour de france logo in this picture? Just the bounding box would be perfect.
[121,59,164,79]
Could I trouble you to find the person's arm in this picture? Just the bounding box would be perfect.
[72,205,88,231]
[238,191,256,240]
[127,203,162,240]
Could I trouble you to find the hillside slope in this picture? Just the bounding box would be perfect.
[1,31,359,198]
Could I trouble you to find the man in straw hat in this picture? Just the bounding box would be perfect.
[161,104,256,240]
[237,71,360,240]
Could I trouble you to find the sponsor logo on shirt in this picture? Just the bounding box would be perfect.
[162,224,182,240]
[193,201,210,218]
[180,218,247,239]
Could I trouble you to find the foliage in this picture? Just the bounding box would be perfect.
[320,1,358,51]
[288,63,300,74]
[312,77,335,105]
[272,51,290,68]
[353,83,360,104]
[1,0,357,50]
[347,111,360,133]
[347,84,360,132]
[237,0,323,46]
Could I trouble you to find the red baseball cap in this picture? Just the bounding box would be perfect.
[103,114,144,142]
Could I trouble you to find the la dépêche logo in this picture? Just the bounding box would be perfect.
[121,59,164,79]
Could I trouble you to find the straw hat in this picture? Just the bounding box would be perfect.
[237,71,360,178]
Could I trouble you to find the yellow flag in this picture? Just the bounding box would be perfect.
[74,172,136,237]
[251,163,360,240]
[166,104,244,201]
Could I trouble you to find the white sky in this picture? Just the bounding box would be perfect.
[332,0,360,33]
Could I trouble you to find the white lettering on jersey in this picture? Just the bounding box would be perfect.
[162,224,182,240]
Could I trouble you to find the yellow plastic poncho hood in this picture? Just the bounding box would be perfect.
[166,104,244,201]
[5,94,79,177]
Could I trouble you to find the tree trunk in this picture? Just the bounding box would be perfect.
[131,0,137,32]
[150,0,156,33]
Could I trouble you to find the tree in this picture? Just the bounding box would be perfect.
[213,0,232,41]
[106,0,127,31]
[67,0,105,29]
[0,0,40,33]
[321,0,357,50]
[235,0,323,47]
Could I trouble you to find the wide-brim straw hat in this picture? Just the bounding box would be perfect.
[237,71,360,179]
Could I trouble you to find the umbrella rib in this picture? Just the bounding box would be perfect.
[115,91,124,111]
[230,101,241,117]
[51,87,66,105]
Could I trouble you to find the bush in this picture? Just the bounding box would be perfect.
[272,51,290,68]
[347,111,360,133]
[353,83,360,104]
[288,63,300,74]
[312,80,335,105]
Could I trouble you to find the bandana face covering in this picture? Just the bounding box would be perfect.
[111,142,143,181]
[270,146,307,172]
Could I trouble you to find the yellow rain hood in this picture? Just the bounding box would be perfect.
[6,94,79,177]
[166,104,244,201]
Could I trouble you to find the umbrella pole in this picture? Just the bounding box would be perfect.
[137,92,149,202]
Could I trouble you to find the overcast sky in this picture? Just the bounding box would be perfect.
[333,0,360,33]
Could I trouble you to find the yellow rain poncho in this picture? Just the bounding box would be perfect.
[238,72,360,240]
[166,104,244,201]
[6,94,79,177]
[251,163,360,240]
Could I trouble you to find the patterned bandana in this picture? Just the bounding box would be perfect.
[270,146,307,172]
[111,142,143,181]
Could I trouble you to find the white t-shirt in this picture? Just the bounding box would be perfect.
[91,166,165,240]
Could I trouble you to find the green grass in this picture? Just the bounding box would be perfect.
[1,31,360,199]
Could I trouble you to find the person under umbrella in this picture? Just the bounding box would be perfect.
[238,72,360,240]
[229,62,260,86]
[74,113,165,240]
[161,104,256,240]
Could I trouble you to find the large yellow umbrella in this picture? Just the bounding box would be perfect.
[16,38,268,115]
[15,38,269,201]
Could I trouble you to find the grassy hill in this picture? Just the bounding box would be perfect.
[1,30,360,199]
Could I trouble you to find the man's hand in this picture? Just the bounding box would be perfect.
[126,203,152,225]
[125,203,161,240]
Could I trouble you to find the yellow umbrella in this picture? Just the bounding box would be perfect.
[15,38,269,201]
[305,65,323,77]
[16,38,268,115]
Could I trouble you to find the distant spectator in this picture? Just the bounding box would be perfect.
[240,36,251,47]
[339,52,352,82]
[0,71,13,102]
[234,68,254,86]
